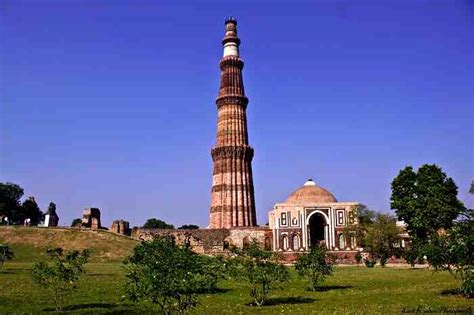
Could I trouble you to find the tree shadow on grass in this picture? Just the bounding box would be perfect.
[440,288,461,297]
[0,268,32,274]
[87,273,120,277]
[44,303,116,312]
[196,287,232,295]
[249,296,315,306]
[314,285,353,292]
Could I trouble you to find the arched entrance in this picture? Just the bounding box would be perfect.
[308,212,327,248]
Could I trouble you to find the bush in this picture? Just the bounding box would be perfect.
[364,259,376,268]
[403,242,425,267]
[423,217,473,298]
[124,236,225,314]
[355,251,362,266]
[231,239,289,306]
[294,245,335,291]
[142,218,174,229]
[0,244,14,269]
[70,218,82,227]
[31,248,90,312]
[380,255,388,267]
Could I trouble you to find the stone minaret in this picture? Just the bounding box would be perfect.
[209,18,257,229]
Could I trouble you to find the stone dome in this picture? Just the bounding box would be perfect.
[284,179,337,204]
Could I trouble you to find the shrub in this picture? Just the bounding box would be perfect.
[0,244,14,269]
[31,248,90,312]
[355,251,362,266]
[70,218,82,227]
[380,255,388,267]
[124,235,225,314]
[423,216,473,298]
[403,242,425,267]
[231,239,289,306]
[364,259,376,268]
[294,245,335,291]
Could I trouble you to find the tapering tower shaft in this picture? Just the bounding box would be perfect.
[209,18,257,229]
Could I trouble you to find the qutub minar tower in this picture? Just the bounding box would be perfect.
[209,18,257,229]
[133,18,368,263]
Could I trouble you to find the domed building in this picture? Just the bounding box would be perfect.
[268,179,359,257]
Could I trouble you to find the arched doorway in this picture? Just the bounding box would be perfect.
[308,213,327,248]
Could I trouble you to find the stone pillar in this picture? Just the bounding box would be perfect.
[209,18,257,229]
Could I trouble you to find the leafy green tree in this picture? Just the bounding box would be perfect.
[0,182,24,223]
[71,218,82,227]
[178,224,199,230]
[343,204,375,249]
[142,218,174,229]
[0,244,14,270]
[31,248,90,312]
[231,239,289,306]
[403,241,425,267]
[424,209,473,297]
[22,197,43,225]
[294,244,335,291]
[391,164,465,241]
[124,236,223,314]
[364,213,402,265]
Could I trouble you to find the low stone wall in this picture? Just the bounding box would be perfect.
[131,227,272,255]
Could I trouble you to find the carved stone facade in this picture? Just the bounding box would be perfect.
[268,179,359,258]
[209,18,257,229]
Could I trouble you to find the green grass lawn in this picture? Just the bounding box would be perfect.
[0,261,472,314]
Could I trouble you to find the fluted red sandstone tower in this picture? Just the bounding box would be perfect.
[209,18,257,229]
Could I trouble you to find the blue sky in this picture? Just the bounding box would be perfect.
[1,0,473,228]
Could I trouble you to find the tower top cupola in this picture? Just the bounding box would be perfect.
[222,17,240,57]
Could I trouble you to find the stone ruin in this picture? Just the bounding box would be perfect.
[81,208,101,230]
[43,207,59,227]
[110,219,130,236]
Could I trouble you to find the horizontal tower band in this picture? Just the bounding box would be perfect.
[211,145,254,161]
[216,95,249,109]
[219,56,244,69]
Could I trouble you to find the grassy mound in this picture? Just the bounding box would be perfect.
[0,226,138,262]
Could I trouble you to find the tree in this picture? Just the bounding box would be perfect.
[0,182,24,223]
[423,211,473,297]
[71,218,82,227]
[178,224,199,230]
[22,197,43,225]
[31,248,90,312]
[231,239,289,306]
[343,204,375,249]
[142,218,174,229]
[0,244,14,270]
[294,244,335,291]
[124,236,223,314]
[364,213,402,265]
[391,164,465,241]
